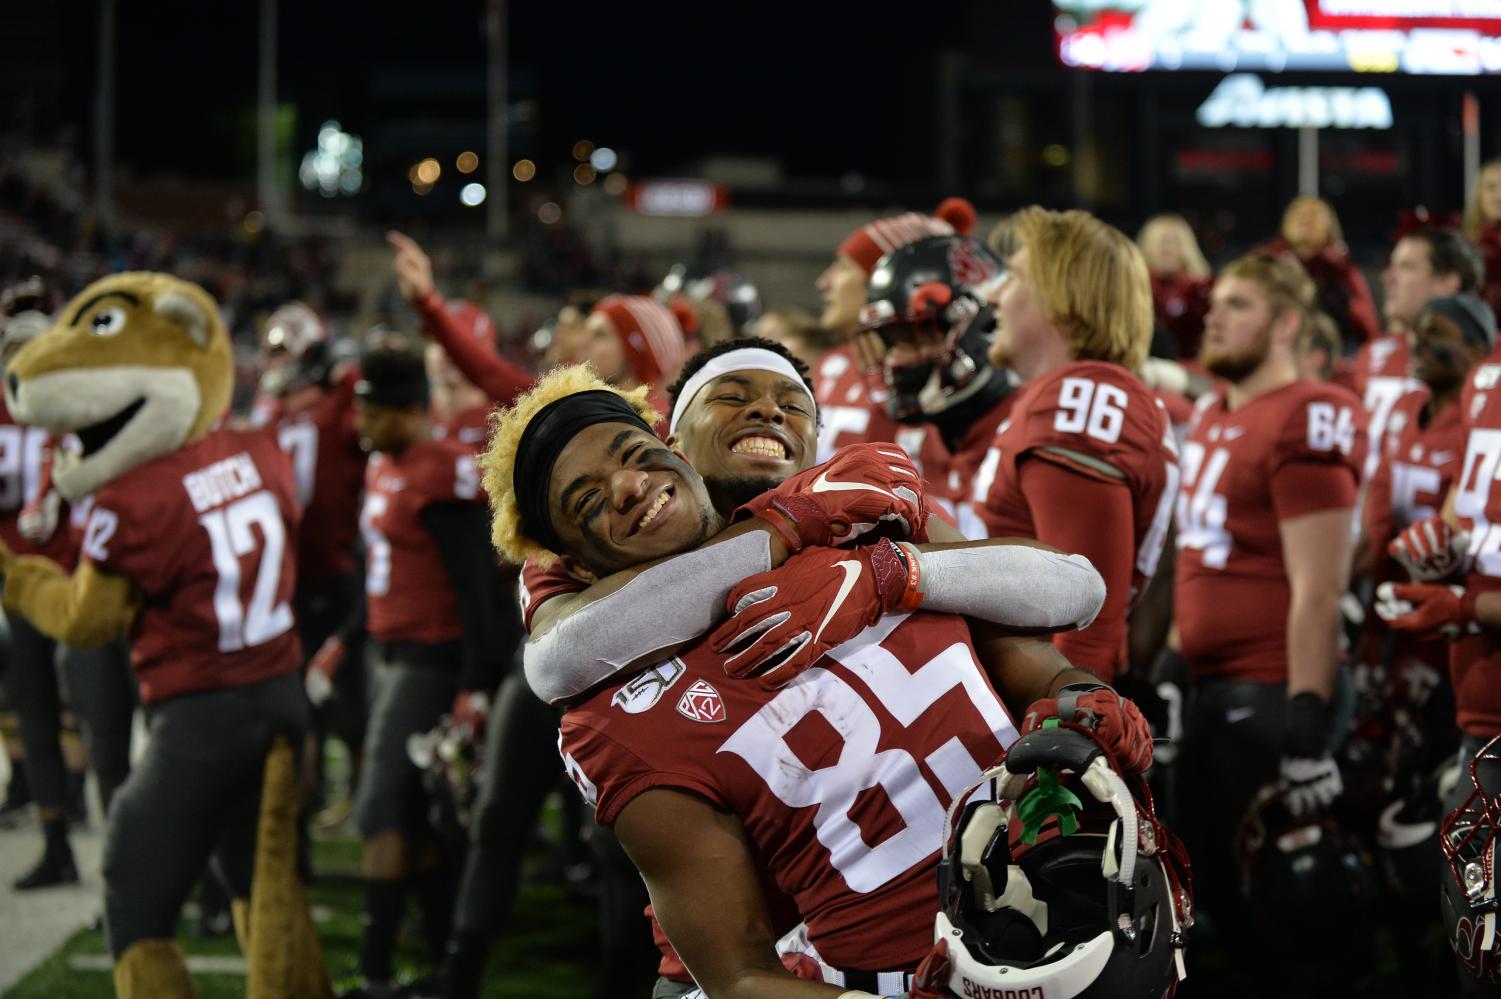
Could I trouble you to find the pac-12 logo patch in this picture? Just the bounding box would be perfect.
[676,679,726,723]
[611,660,686,714]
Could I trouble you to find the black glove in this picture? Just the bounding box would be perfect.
[1280,692,1342,817]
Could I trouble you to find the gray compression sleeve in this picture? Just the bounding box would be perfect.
[911,545,1106,630]
[523,530,773,705]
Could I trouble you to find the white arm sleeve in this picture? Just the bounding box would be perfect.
[524,531,773,705]
[912,545,1106,631]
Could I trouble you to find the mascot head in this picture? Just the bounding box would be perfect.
[4,272,232,500]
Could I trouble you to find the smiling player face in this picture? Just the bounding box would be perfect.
[546,421,721,576]
[670,369,817,512]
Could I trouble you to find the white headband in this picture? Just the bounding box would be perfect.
[667,348,815,436]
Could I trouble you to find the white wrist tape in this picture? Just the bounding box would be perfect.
[523,531,773,704]
[916,545,1105,630]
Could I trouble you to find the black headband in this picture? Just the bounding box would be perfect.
[514,390,656,554]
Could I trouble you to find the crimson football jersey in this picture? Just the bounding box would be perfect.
[1449,361,1501,737]
[271,369,367,582]
[434,401,491,454]
[518,556,587,632]
[928,392,1015,538]
[362,436,484,645]
[971,361,1179,677]
[79,427,301,704]
[813,346,953,492]
[0,399,79,566]
[1360,387,1461,701]
[559,610,1018,972]
[1352,333,1421,480]
[1175,380,1366,685]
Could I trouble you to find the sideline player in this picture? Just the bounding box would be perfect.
[973,207,1180,680]
[1172,253,1366,988]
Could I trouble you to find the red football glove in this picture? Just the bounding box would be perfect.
[450,690,490,739]
[908,937,952,999]
[1374,581,1476,642]
[711,538,922,689]
[733,443,928,551]
[304,636,347,707]
[1388,515,1471,582]
[1022,685,1155,775]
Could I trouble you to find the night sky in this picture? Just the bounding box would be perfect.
[67,0,1058,185]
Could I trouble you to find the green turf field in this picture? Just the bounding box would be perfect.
[1,834,597,999]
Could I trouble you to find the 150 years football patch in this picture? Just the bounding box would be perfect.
[610,659,686,714]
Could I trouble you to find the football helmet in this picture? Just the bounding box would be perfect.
[1235,783,1378,971]
[658,265,764,335]
[935,726,1192,999]
[408,714,483,840]
[1441,736,1501,983]
[258,301,332,397]
[858,235,1005,423]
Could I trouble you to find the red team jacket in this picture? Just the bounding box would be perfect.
[267,369,367,584]
[558,610,1018,971]
[1450,362,1501,736]
[1175,381,1366,685]
[361,437,484,645]
[972,361,1180,679]
[80,427,302,703]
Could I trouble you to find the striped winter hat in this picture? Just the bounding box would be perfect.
[838,197,978,276]
[592,294,695,386]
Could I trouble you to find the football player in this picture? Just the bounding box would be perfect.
[0,279,92,889]
[1361,295,1493,986]
[480,365,1152,995]
[812,201,977,492]
[252,302,370,819]
[972,206,1180,681]
[1172,252,1366,987]
[1359,227,1483,474]
[343,344,504,995]
[1378,299,1501,992]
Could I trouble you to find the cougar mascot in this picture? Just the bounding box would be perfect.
[0,272,330,998]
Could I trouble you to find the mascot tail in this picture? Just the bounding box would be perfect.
[246,734,333,999]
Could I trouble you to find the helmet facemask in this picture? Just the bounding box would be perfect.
[1442,735,1501,981]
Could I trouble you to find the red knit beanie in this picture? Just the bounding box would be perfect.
[837,197,977,276]
[593,295,694,386]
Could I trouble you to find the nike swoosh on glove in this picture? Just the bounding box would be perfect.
[732,443,928,551]
[1374,581,1476,642]
[1388,515,1471,582]
[1022,685,1154,775]
[711,538,919,689]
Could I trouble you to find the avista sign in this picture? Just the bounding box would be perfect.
[1197,74,1394,130]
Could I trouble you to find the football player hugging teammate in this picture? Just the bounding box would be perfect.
[0,273,328,997]
[479,353,1161,997]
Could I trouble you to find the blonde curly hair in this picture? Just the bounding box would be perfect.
[480,363,661,566]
